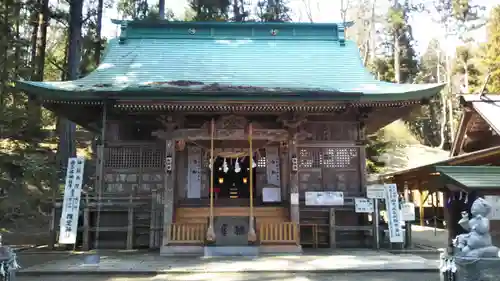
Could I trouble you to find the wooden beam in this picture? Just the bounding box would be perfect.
[450,110,473,157]
[153,128,298,142]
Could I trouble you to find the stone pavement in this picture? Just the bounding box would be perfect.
[18,250,439,275]
[17,272,441,281]
[411,225,448,250]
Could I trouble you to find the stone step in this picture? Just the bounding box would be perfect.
[204,246,259,257]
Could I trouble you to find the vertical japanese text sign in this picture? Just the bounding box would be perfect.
[58,157,86,244]
[384,183,404,243]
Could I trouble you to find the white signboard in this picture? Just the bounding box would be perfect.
[384,184,404,243]
[367,184,385,199]
[401,202,416,221]
[355,198,374,213]
[290,193,299,205]
[263,187,281,202]
[485,196,500,220]
[58,157,86,245]
[305,191,344,206]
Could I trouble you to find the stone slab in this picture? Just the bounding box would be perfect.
[18,250,440,275]
[204,246,259,257]
[160,246,204,256]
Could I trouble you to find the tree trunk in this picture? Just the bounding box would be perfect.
[447,54,454,144]
[438,92,447,149]
[27,0,42,134]
[13,3,21,107]
[394,33,401,83]
[159,0,165,19]
[0,0,10,108]
[35,0,49,81]
[56,0,82,171]
[368,0,376,65]
[463,64,469,94]
[95,0,103,65]
[233,0,241,21]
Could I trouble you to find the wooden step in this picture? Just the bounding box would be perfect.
[175,207,289,223]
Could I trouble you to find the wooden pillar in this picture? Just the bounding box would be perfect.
[82,193,90,251]
[48,206,56,250]
[161,139,176,246]
[149,189,157,249]
[404,181,412,248]
[419,188,426,226]
[206,119,216,242]
[289,134,299,225]
[329,208,336,248]
[126,194,134,249]
[279,143,289,202]
[94,102,107,250]
[247,123,257,242]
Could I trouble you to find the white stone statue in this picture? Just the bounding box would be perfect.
[453,197,500,258]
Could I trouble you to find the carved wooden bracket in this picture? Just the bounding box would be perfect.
[277,113,307,130]
[157,114,184,133]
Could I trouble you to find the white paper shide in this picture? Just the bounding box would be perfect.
[355,198,374,213]
[384,183,404,243]
[58,157,85,244]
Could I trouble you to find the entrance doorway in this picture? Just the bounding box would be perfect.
[213,156,256,199]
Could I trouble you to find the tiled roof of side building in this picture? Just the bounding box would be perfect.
[15,20,444,102]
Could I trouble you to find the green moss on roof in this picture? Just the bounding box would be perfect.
[15,20,444,102]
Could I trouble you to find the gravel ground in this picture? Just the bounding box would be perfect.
[16,272,441,281]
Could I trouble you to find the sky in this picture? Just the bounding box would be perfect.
[101,0,499,56]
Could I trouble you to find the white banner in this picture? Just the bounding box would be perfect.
[367,184,385,199]
[384,184,404,243]
[401,202,416,221]
[354,198,374,213]
[305,191,344,206]
[59,157,86,244]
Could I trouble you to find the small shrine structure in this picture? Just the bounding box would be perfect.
[15,20,444,255]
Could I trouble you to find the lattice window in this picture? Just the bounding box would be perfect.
[257,148,267,168]
[322,148,359,169]
[104,144,165,169]
[299,148,322,168]
[142,146,165,169]
[105,146,141,168]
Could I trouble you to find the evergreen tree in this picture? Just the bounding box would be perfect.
[485,5,500,93]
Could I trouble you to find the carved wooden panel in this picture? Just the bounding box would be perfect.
[297,147,361,195]
[187,145,202,199]
[303,122,359,141]
[299,170,322,198]
[103,143,165,194]
[103,171,163,194]
[266,147,280,186]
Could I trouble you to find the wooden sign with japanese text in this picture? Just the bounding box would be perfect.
[58,157,85,244]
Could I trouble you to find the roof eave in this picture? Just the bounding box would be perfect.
[15,80,445,103]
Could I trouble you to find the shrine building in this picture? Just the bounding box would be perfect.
[16,20,444,255]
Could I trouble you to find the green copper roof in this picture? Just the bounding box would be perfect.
[15,20,444,102]
[435,166,500,190]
